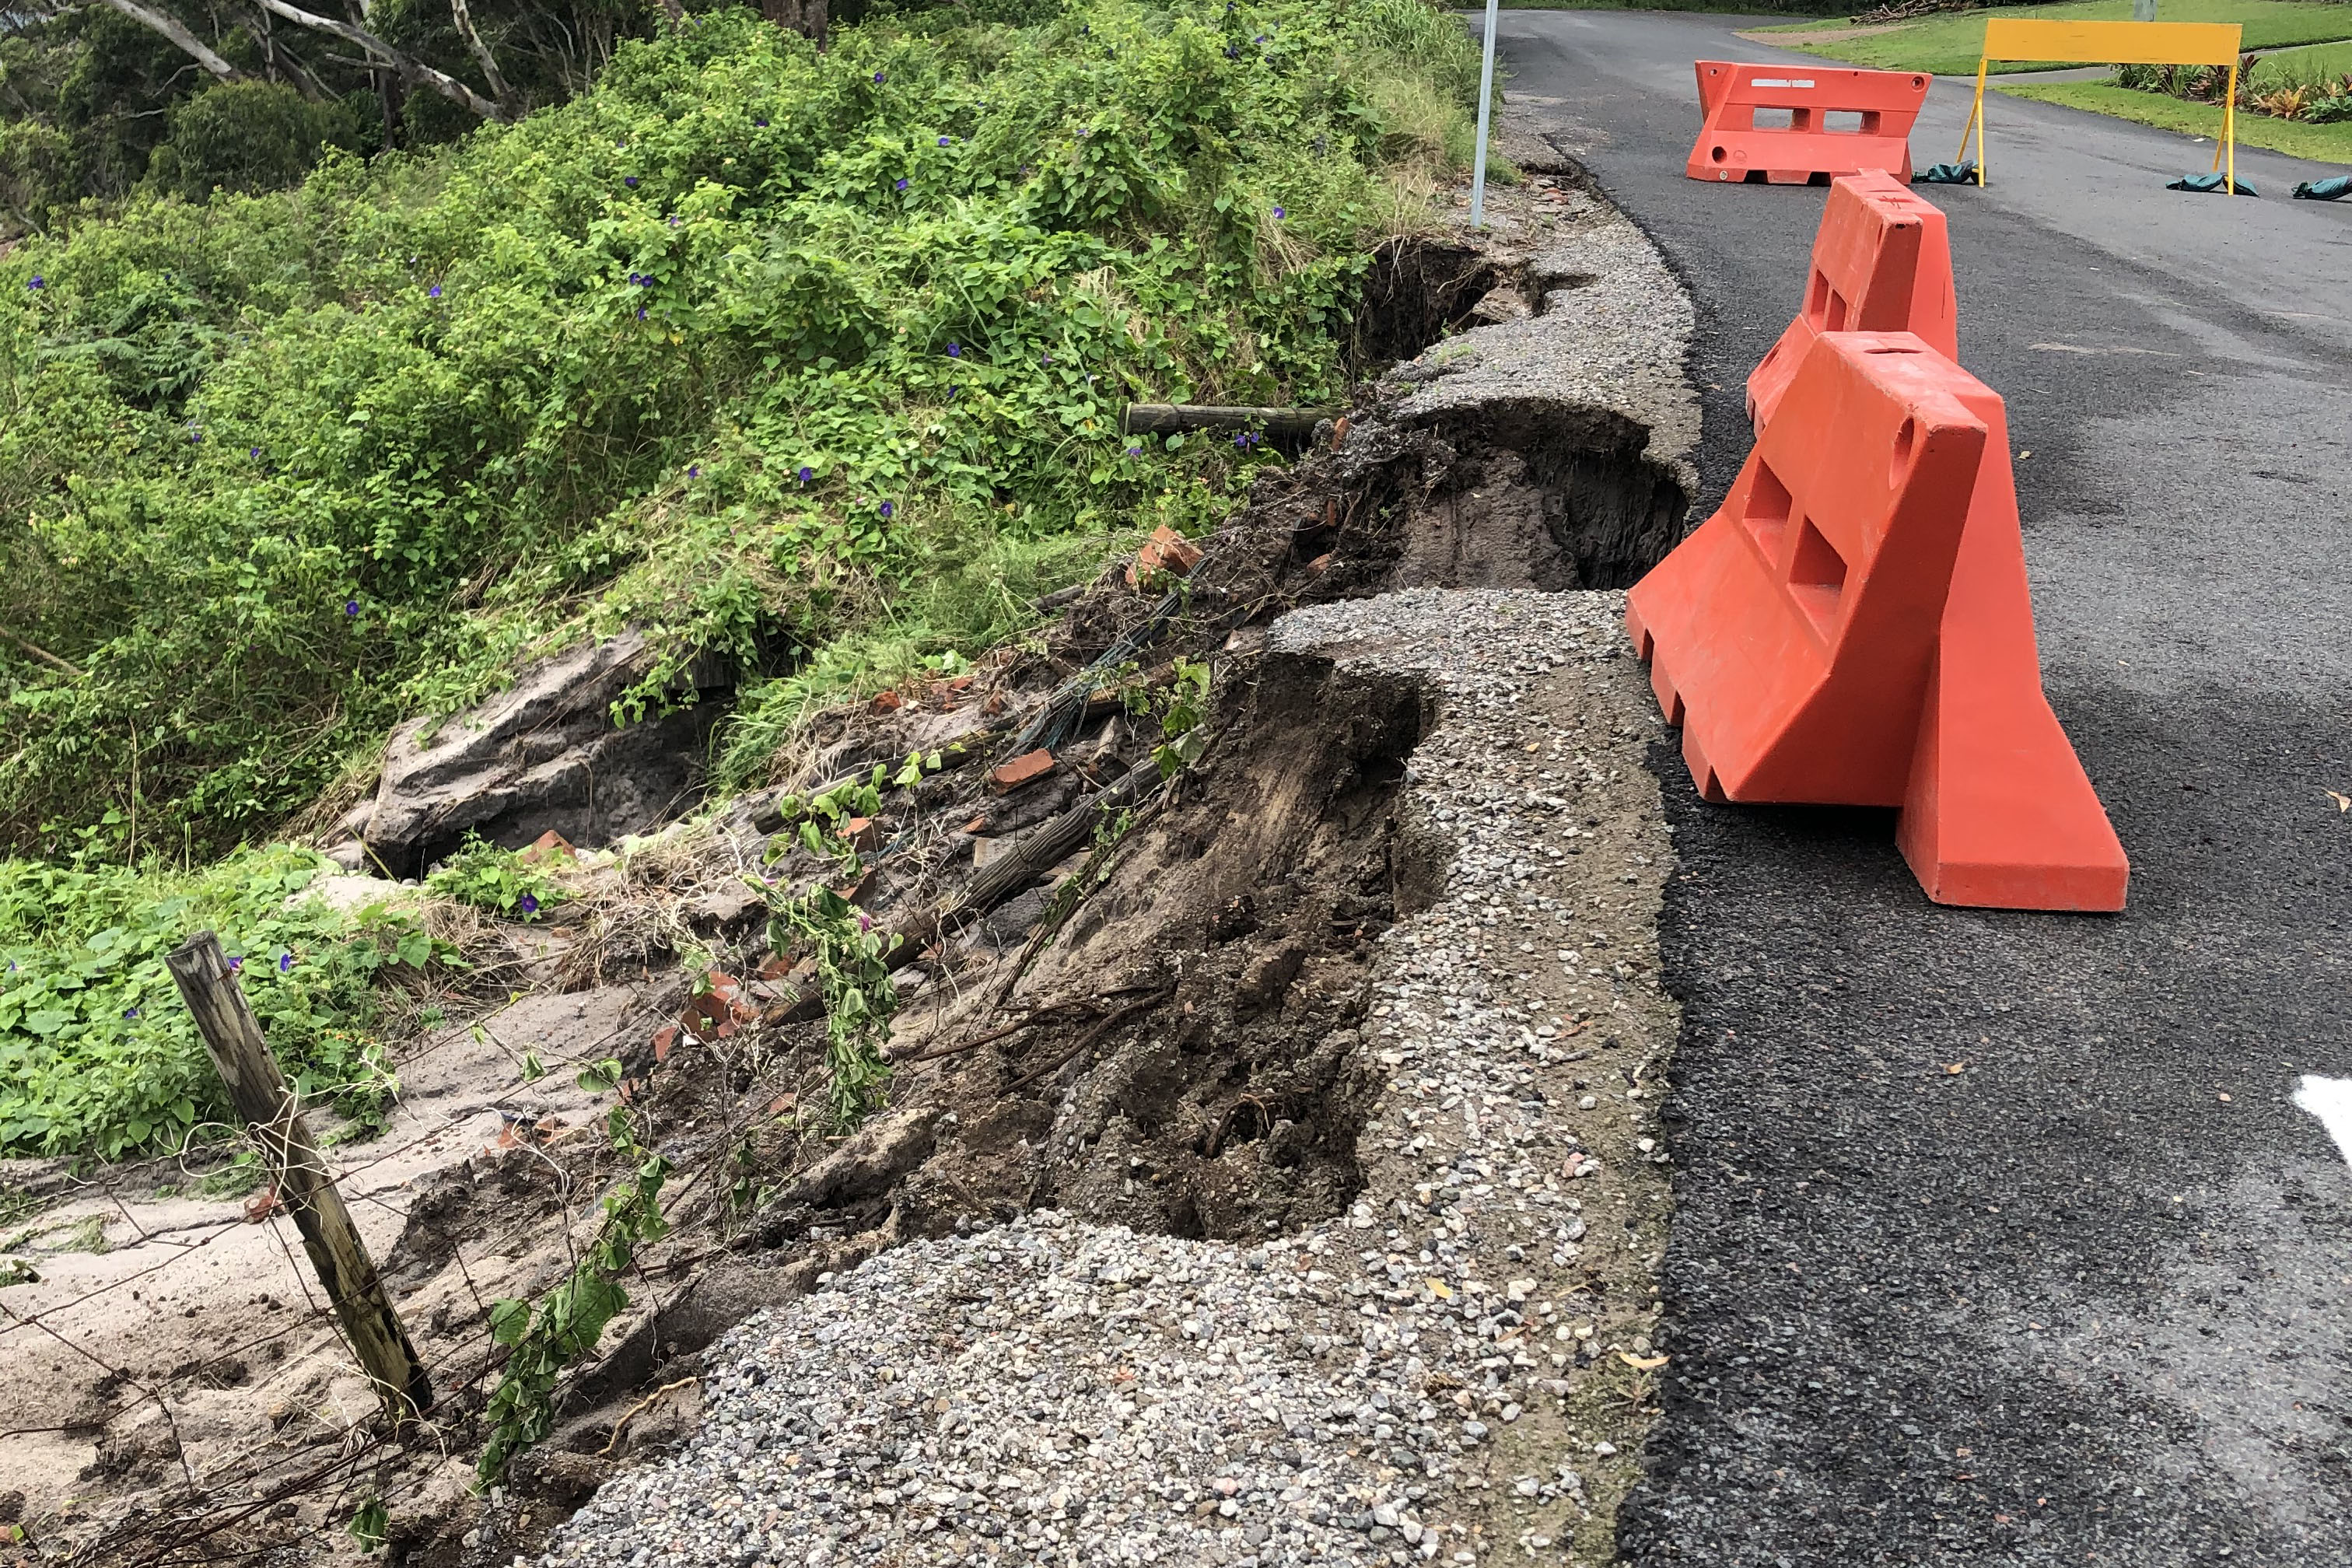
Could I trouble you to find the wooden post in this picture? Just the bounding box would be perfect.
[166,931,432,1426]
[1120,404,1339,446]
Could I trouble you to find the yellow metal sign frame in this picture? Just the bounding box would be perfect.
[1956,18,2245,188]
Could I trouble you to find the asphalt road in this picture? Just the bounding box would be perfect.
[1476,11,2352,1566]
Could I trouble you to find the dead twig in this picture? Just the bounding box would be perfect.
[1000,987,1172,1096]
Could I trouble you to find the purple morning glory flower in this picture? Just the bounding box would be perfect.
[519,893,539,914]
[874,70,887,83]
[1078,127,1091,138]
[625,176,639,187]
[1041,354,1053,366]
[26,277,42,291]
[124,1007,139,1020]
[1225,44,1239,57]
[754,117,768,128]
[429,285,442,299]
[689,464,701,478]
[637,306,648,320]
[250,447,263,459]
[896,177,909,191]
[946,341,961,357]
[345,599,360,616]
[1126,445,1142,457]
[879,500,895,519]
[798,466,814,484]
[278,953,295,974]
[226,956,242,972]
[1254,33,1265,42]
[668,215,680,227]
[1272,206,1285,219]
[857,912,874,932]
[938,135,951,146]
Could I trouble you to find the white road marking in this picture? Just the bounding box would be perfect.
[2291,1076,2352,1172]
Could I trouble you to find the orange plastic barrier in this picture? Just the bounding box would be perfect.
[1747,171,1957,434]
[1626,331,2128,912]
[1688,61,1929,186]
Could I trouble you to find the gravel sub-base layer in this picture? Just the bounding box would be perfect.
[542,588,1681,1568]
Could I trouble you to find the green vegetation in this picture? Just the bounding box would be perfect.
[1498,0,1833,14]
[0,846,430,1160]
[2256,35,2352,85]
[1759,0,2352,77]
[1998,78,2352,156]
[426,834,570,919]
[478,1085,671,1482]
[0,0,1479,863]
[0,0,1486,1169]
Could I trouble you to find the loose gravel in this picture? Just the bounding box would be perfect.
[541,589,1682,1568]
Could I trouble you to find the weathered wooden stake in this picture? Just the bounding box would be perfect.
[166,930,432,1426]
[1120,404,1338,445]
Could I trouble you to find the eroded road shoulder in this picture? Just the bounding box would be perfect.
[540,589,1678,1568]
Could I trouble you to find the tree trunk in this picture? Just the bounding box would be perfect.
[761,0,827,46]
[448,0,511,110]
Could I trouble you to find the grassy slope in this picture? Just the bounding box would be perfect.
[0,0,1483,863]
[1757,0,2352,76]
[1998,79,2352,159]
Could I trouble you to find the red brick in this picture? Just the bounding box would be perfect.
[989,748,1057,794]
[520,829,576,865]
[1128,524,1205,588]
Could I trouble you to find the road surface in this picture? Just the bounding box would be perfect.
[1477,11,2352,1566]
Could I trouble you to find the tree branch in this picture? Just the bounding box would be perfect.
[446,0,510,110]
[248,0,511,121]
[98,0,245,80]
[0,624,86,680]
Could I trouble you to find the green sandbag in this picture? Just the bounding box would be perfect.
[2168,172,2258,195]
[1913,162,1978,184]
[2292,174,2352,201]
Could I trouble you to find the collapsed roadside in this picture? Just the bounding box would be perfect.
[0,140,1706,1568]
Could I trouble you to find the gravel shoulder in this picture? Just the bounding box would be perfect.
[541,589,1682,1568]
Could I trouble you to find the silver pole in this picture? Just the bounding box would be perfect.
[1470,0,1499,228]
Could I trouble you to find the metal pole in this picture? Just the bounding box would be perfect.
[1470,0,1499,229]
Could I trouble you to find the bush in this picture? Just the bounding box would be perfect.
[0,845,433,1160]
[0,0,1479,860]
[147,81,358,201]
[0,120,75,236]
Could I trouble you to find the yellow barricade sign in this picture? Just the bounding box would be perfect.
[1956,18,2245,188]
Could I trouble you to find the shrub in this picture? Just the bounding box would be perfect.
[146,81,358,201]
[0,845,434,1160]
[0,120,75,236]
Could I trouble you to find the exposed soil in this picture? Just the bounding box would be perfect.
[0,173,1697,1568]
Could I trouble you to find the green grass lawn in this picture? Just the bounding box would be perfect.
[1998,79,2352,161]
[1496,0,1837,12]
[2252,35,2352,86]
[1756,0,2352,77]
